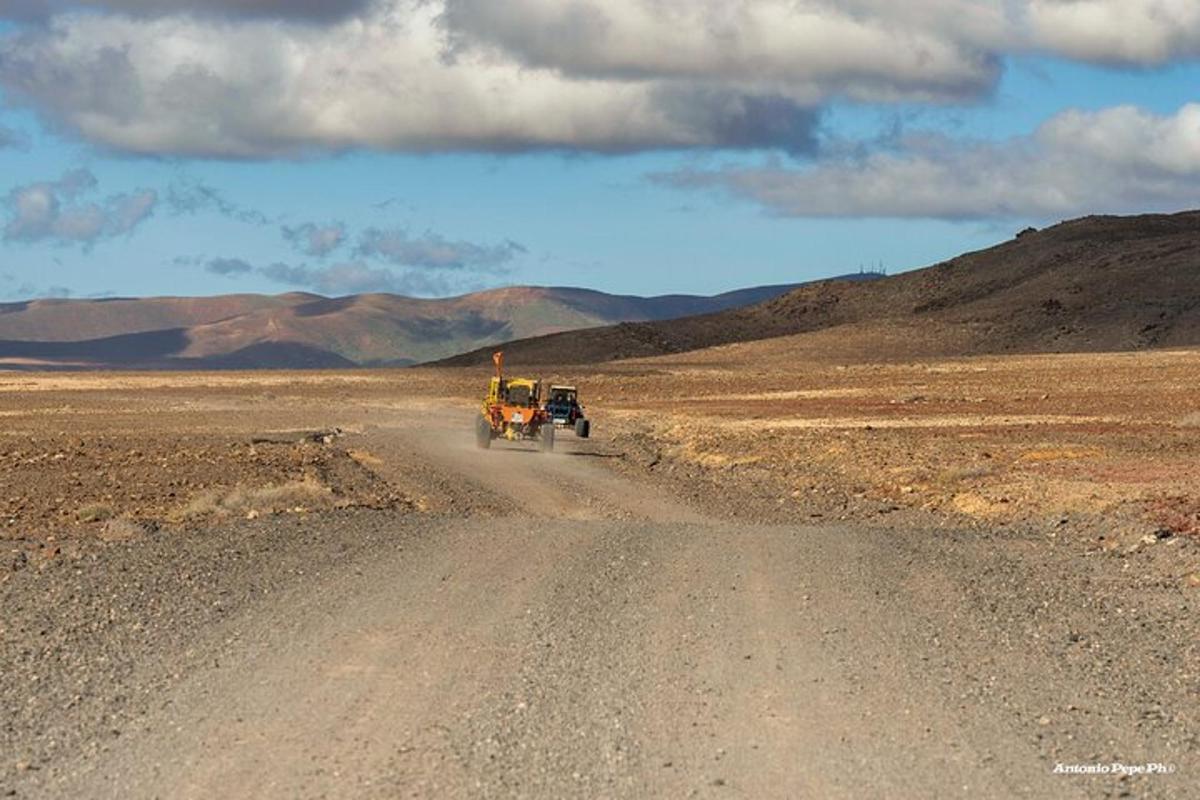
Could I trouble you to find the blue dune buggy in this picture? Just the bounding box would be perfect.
[544,385,590,438]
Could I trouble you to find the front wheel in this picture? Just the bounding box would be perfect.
[574,418,590,439]
[539,424,555,453]
[475,415,492,449]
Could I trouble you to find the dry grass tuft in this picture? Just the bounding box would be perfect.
[76,503,114,524]
[180,477,333,519]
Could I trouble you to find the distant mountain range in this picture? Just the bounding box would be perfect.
[10,208,1193,372]
[0,280,870,370]
[436,211,1200,366]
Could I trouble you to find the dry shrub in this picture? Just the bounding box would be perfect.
[76,503,114,523]
[180,476,333,519]
[229,478,333,510]
[179,491,222,519]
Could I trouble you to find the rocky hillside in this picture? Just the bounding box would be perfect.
[435,212,1200,366]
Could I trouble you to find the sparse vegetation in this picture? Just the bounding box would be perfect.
[76,503,114,523]
[0,423,404,540]
[179,477,333,520]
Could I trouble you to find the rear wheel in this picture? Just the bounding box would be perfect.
[540,424,555,453]
[475,415,492,449]
[574,418,590,439]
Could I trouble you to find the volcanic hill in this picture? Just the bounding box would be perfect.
[435,212,1200,366]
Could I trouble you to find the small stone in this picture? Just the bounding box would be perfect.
[1038,716,1051,726]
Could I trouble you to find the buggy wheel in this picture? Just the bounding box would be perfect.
[540,424,555,453]
[475,415,492,449]
[574,418,590,439]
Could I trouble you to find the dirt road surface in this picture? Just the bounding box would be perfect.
[6,410,1197,799]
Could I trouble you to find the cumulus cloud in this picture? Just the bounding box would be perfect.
[0,0,372,22]
[1027,0,1200,64]
[656,104,1200,220]
[3,168,158,245]
[443,0,1006,101]
[355,228,524,270]
[1,2,1198,157]
[282,222,346,258]
[0,0,1008,157]
[0,3,829,156]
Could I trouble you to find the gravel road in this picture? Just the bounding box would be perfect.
[3,414,1196,798]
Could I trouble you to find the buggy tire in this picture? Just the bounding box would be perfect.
[574,418,590,439]
[475,415,492,449]
[540,424,555,453]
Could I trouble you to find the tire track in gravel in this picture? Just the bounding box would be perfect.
[366,411,706,524]
[14,418,1197,799]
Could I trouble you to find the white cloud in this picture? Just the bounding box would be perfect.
[443,0,1008,102]
[1027,0,1200,64]
[1,2,1199,157]
[282,222,346,258]
[355,228,524,270]
[0,3,824,156]
[1,0,371,22]
[656,104,1200,220]
[3,169,158,244]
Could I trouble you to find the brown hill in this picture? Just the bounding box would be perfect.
[434,211,1200,367]
[0,283,802,370]
[0,294,316,342]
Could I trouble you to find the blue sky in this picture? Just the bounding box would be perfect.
[1,2,1199,300]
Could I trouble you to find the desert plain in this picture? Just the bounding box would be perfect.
[2,344,1198,798]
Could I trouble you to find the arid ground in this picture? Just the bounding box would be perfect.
[2,349,1198,797]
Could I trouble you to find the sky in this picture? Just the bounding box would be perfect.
[0,1,1199,301]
